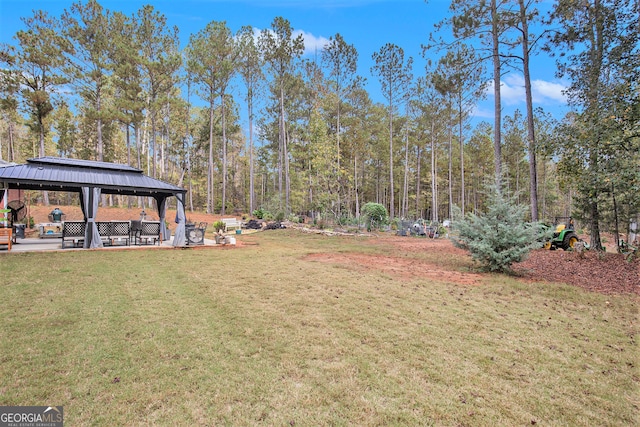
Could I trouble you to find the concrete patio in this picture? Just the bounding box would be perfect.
[0,235,229,253]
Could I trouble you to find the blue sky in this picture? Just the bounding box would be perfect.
[1,0,570,124]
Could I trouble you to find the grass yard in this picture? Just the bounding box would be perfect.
[0,230,637,425]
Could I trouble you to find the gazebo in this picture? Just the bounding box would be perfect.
[0,157,188,248]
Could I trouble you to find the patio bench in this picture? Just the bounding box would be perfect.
[62,221,86,248]
[222,218,242,232]
[108,221,131,246]
[132,220,161,245]
[97,221,131,246]
[0,227,12,251]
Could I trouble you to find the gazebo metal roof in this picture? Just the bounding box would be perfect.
[0,157,185,197]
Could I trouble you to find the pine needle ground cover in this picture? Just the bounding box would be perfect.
[0,230,637,425]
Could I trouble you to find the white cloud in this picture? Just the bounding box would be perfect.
[248,28,329,57]
[532,80,567,103]
[499,74,526,105]
[485,74,568,106]
[471,105,495,120]
[293,30,330,56]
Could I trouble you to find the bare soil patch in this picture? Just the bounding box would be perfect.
[304,250,484,285]
[306,234,638,295]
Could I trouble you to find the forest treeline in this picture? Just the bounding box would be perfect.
[0,0,637,250]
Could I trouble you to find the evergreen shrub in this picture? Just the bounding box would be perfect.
[450,186,547,273]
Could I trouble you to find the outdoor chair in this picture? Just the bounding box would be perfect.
[0,227,12,251]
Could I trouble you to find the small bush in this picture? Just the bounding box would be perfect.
[213,220,225,232]
[252,208,267,219]
[362,202,388,231]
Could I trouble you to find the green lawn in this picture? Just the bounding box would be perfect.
[0,230,637,426]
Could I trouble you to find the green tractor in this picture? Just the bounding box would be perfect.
[543,217,581,251]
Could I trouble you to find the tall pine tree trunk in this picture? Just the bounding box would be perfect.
[284,126,291,214]
[402,126,410,218]
[491,0,503,190]
[415,145,421,217]
[388,107,395,219]
[518,0,539,221]
[431,122,438,223]
[336,101,342,218]
[458,100,465,215]
[8,121,15,161]
[208,99,215,214]
[39,115,49,205]
[248,93,255,214]
[151,111,157,179]
[97,89,103,162]
[278,85,285,212]
[448,117,453,221]
[221,92,227,216]
[354,154,360,222]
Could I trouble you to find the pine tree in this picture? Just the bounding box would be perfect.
[237,26,264,214]
[322,33,361,217]
[259,17,305,215]
[371,43,413,219]
[61,0,112,162]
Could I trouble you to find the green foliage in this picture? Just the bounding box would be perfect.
[450,186,546,273]
[287,214,302,223]
[362,202,388,231]
[252,208,267,219]
[212,220,225,232]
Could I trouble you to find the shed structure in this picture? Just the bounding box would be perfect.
[0,157,187,248]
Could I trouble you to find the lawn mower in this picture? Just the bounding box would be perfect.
[543,216,584,251]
